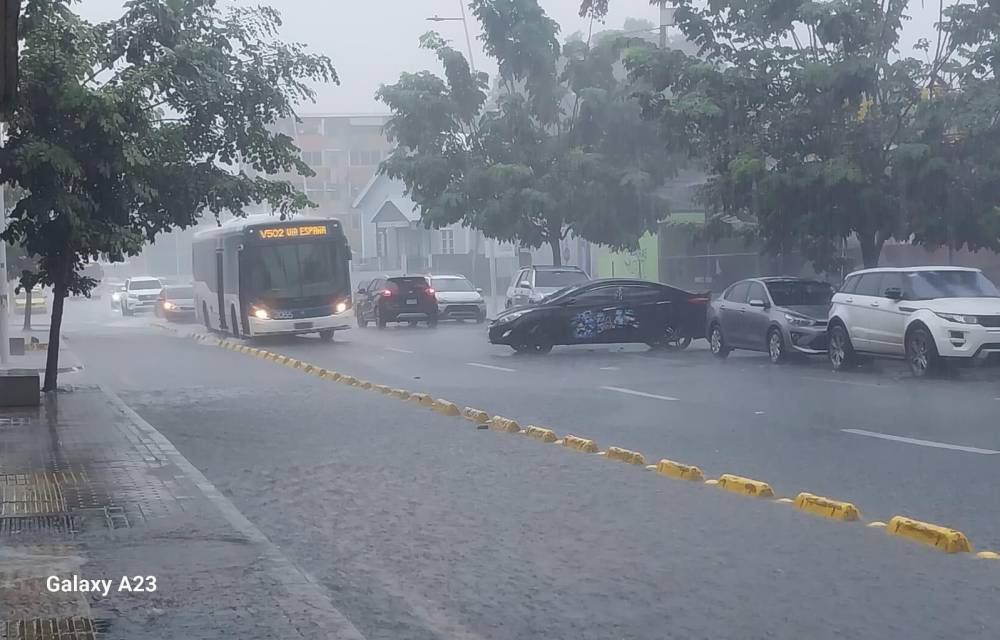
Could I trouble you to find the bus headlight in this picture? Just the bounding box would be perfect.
[251,306,270,320]
[335,301,348,313]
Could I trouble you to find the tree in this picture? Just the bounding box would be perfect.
[377,0,677,266]
[0,0,336,390]
[584,0,1000,270]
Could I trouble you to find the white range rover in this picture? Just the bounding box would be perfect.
[827,266,1000,377]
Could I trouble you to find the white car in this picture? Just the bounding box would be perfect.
[120,277,163,315]
[827,266,1000,376]
[505,265,591,308]
[427,275,487,323]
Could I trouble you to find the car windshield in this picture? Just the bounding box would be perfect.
[164,286,194,299]
[129,279,161,290]
[766,281,835,306]
[431,278,474,292]
[534,270,589,288]
[905,270,1000,299]
[244,241,348,298]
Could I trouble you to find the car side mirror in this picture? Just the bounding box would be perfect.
[476,288,483,294]
[748,299,769,309]
[884,287,903,300]
[519,281,532,289]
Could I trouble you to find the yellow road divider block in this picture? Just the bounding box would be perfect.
[433,400,461,416]
[605,446,646,465]
[976,551,1000,560]
[653,459,705,482]
[372,384,391,394]
[886,515,973,553]
[340,375,358,385]
[867,521,887,529]
[409,392,430,404]
[315,369,328,377]
[488,416,521,433]
[277,355,290,364]
[716,474,775,498]
[391,388,411,399]
[288,359,303,368]
[358,380,373,389]
[463,408,491,423]
[522,425,558,443]
[793,492,861,521]
[562,435,599,453]
[322,371,341,381]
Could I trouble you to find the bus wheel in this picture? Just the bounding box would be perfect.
[319,329,335,341]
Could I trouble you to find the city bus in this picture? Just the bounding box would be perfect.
[191,215,353,340]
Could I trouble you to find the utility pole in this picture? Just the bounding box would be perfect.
[0,121,9,364]
[659,7,675,48]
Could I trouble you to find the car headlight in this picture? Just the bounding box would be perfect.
[163,301,176,310]
[251,306,270,320]
[111,292,121,301]
[498,311,526,324]
[935,312,978,324]
[335,301,348,313]
[784,313,816,327]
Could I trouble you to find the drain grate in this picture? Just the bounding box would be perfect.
[0,416,31,428]
[102,506,130,530]
[0,617,98,639]
[0,514,80,537]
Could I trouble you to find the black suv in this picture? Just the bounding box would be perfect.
[355,276,439,328]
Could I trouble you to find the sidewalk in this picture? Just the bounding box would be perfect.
[1,329,82,376]
[0,385,364,639]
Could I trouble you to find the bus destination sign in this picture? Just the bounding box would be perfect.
[257,224,328,240]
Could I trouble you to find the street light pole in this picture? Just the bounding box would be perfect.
[0,121,9,364]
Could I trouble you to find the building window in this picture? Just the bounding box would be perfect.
[440,229,455,254]
[349,150,382,166]
[323,149,344,167]
[302,151,324,166]
[297,118,323,135]
[376,230,388,258]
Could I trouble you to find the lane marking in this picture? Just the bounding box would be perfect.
[385,347,414,354]
[801,375,885,388]
[599,366,621,371]
[841,429,1000,455]
[465,362,516,373]
[600,386,679,402]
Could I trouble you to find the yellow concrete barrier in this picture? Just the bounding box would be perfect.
[323,371,341,381]
[976,551,1000,560]
[488,416,521,433]
[605,446,646,465]
[522,425,558,443]
[340,375,358,385]
[288,359,303,368]
[715,474,775,498]
[651,459,705,482]
[562,435,599,453]
[433,399,461,416]
[315,368,328,378]
[358,380,373,389]
[409,392,430,404]
[886,515,973,553]
[793,492,861,522]
[302,364,316,373]
[373,384,391,394]
[391,388,411,399]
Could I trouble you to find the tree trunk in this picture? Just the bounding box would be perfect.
[43,271,68,392]
[858,232,882,269]
[548,237,562,266]
[22,288,32,331]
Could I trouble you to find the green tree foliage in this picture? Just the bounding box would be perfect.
[585,0,1000,271]
[0,0,335,389]
[377,0,677,266]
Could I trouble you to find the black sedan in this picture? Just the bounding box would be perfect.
[489,279,710,354]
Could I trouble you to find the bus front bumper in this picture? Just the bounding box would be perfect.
[248,309,353,337]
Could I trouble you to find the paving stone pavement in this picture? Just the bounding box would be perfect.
[0,385,364,640]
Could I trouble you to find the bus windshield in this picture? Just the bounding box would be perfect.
[243,241,348,299]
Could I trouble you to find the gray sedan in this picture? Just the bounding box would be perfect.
[706,278,835,363]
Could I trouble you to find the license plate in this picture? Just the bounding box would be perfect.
[294,322,313,330]
[406,298,417,305]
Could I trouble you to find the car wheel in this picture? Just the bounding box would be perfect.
[428,313,439,328]
[122,301,132,317]
[709,324,730,359]
[319,329,335,341]
[511,344,530,354]
[505,299,512,309]
[376,307,387,330]
[767,328,787,364]
[906,325,940,378]
[648,325,692,351]
[828,324,856,371]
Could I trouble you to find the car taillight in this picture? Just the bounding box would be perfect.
[382,289,392,296]
[688,297,711,304]
[426,287,435,295]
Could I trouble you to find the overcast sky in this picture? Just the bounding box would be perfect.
[76,0,943,115]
